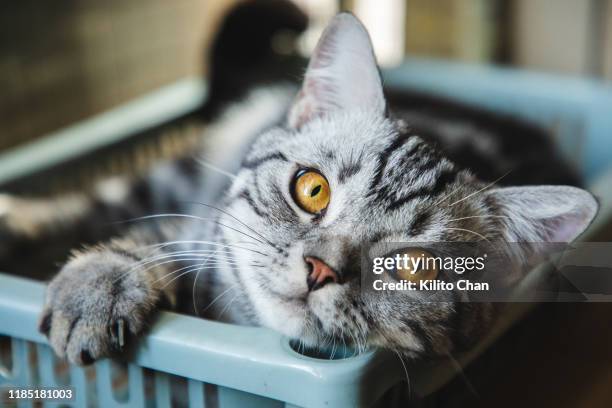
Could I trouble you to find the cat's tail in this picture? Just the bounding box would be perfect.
[200,0,308,119]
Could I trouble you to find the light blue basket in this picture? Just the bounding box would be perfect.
[2,58,612,407]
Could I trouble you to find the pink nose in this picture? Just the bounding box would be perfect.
[305,256,339,291]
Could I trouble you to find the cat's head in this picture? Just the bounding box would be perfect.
[217,13,598,356]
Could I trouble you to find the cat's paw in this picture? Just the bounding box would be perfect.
[39,250,160,365]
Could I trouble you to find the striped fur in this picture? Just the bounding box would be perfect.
[0,13,597,365]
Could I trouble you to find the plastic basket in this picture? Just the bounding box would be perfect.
[2,59,612,407]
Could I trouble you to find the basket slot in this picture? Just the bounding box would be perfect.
[187,379,205,407]
[217,386,284,408]
[153,372,171,408]
[36,344,58,388]
[95,360,120,407]
[11,339,34,387]
[95,360,145,407]
[127,364,145,406]
[37,344,67,408]
[69,364,89,408]
[11,340,35,408]
[0,336,12,385]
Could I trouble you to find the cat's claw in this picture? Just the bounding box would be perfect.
[109,318,127,351]
[38,251,158,366]
[38,309,52,336]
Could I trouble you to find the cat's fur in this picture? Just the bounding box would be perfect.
[0,13,597,365]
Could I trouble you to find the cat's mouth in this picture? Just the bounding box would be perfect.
[263,275,343,306]
[260,279,347,336]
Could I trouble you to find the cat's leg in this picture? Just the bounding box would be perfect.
[0,177,147,278]
[0,175,147,240]
[38,225,182,365]
[0,156,202,278]
[0,191,99,278]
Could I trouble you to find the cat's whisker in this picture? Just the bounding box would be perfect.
[114,256,240,284]
[134,249,231,264]
[393,350,412,400]
[429,170,512,215]
[444,351,480,399]
[340,335,347,358]
[377,330,411,398]
[316,333,328,354]
[131,249,243,270]
[155,263,207,287]
[442,227,490,243]
[217,292,241,321]
[146,259,236,278]
[447,215,510,222]
[432,184,467,207]
[358,331,367,355]
[152,255,248,287]
[201,284,238,315]
[160,264,219,290]
[153,257,243,272]
[185,201,281,251]
[156,259,261,292]
[153,263,201,284]
[193,157,237,180]
[193,250,221,316]
[115,213,270,248]
[125,252,239,277]
[346,329,359,357]
[233,240,265,246]
[447,170,512,207]
[115,235,265,285]
[329,328,338,360]
[139,239,257,250]
[345,324,365,357]
[129,245,265,274]
[136,239,269,257]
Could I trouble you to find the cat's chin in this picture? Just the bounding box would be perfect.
[306,283,348,327]
[255,282,349,343]
[260,291,334,340]
[254,294,313,339]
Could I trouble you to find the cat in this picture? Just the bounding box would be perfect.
[0,13,597,366]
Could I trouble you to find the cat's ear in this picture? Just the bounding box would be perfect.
[288,13,385,129]
[487,185,598,243]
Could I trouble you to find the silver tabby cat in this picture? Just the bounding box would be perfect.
[1,14,597,365]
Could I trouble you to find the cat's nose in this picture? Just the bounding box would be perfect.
[305,256,339,291]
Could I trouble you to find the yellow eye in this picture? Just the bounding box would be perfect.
[292,170,330,214]
[393,248,439,282]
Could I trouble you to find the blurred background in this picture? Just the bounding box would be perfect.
[1,1,611,407]
[1,0,611,152]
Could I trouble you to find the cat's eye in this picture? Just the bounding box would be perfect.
[391,248,439,282]
[292,169,330,215]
